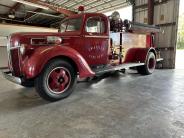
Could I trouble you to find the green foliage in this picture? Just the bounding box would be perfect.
[177,13,184,49]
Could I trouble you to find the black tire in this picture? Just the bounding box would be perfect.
[137,52,156,75]
[21,80,34,87]
[35,59,77,102]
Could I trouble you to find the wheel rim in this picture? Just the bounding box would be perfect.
[148,58,155,70]
[46,67,71,94]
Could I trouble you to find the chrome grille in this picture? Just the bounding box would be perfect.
[7,35,21,76]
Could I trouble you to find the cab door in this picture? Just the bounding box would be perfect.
[83,16,109,66]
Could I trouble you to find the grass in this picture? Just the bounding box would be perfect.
[177,42,184,49]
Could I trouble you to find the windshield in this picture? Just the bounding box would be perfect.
[59,17,82,33]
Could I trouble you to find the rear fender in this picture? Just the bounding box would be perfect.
[124,47,156,63]
[22,46,95,79]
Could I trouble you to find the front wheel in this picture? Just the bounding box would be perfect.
[35,59,77,102]
[137,52,156,75]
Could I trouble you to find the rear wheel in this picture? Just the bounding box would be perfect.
[137,52,156,75]
[35,59,77,102]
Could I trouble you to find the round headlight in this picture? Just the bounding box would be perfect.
[20,44,25,55]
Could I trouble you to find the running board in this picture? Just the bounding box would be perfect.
[93,63,145,75]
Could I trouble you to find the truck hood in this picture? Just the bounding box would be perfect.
[11,32,62,38]
[9,32,63,47]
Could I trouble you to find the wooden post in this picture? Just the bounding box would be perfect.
[148,0,154,25]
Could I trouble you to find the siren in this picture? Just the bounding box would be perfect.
[111,11,121,20]
[78,6,85,13]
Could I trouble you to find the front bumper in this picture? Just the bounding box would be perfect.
[1,70,22,85]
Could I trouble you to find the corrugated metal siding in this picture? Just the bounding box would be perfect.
[46,0,130,13]
[135,0,148,6]
[134,0,180,69]
[134,9,148,23]
[154,0,176,25]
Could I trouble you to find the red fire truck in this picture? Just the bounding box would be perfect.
[2,11,162,101]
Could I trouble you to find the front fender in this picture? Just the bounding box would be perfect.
[22,46,95,79]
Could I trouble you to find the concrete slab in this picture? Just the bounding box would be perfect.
[0,69,184,138]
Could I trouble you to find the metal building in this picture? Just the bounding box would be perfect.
[133,0,180,68]
[0,1,184,138]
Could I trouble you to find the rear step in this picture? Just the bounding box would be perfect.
[93,63,145,75]
[156,58,164,62]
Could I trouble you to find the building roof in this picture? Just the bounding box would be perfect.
[0,0,132,27]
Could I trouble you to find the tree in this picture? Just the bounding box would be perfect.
[177,13,184,49]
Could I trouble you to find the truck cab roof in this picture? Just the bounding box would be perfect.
[59,12,109,35]
[66,12,107,19]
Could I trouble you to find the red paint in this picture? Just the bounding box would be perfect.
[124,47,156,63]
[22,46,95,79]
[7,12,158,80]
[146,35,151,48]
[78,6,84,12]
[48,67,70,93]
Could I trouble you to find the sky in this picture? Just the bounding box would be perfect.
[104,1,184,19]
[104,6,132,21]
[179,0,184,15]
